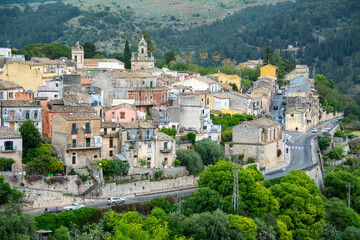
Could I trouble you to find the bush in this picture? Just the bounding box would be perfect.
[176,149,204,175]
[153,170,163,180]
[187,132,196,145]
[195,139,224,166]
[247,157,256,163]
[174,159,181,166]
[0,158,15,171]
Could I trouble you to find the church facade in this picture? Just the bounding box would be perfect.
[131,36,155,70]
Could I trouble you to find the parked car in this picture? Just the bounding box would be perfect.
[277,90,282,95]
[44,207,62,214]
[63,203,85,211]
[273,105,278,110]
[107,197,125,205]
[312,128,319,133]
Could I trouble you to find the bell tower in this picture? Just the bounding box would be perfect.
[72,42,84,69]
[137,35,148,60]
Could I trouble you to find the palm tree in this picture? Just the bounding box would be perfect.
[199,50,208,60]
[222,58,237,67]
[212,52,221,65]
[184,52,192,65]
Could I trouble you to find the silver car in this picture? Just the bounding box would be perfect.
[107,197,125,205]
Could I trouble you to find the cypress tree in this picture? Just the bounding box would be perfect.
[123,40,131,69]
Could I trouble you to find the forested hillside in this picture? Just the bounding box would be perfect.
[151,0,360,94]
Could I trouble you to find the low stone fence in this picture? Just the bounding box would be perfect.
[126,166,188,180]
[101,175,199,198]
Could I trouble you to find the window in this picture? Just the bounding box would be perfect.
[0,92,3,100]
[207,98,210,105]
[141,48,144,54]
[120,112,125,119]
[144,96,148,103]
[72,152,76,164]
[164,142,168,150]
[86,138,90,147]
[4,141,13,151]
[137,96,140,103]
[72,139,77,148]
[161,95,165,103]
[54,95,58,98]
[150,95,153,100]
[104,128,107,135]
[71,123,77,134]
[75,55,77,63]
[56,83,59,87]
[146,129,151,139]
[33,110,38,120]
[8,92,14,99]
[291,114,294,117]
[24,111,30,120]
[94,155,98,158]
[112,128,116,131]
[143,80,145,86]
[131,96,135,100]
[85,122,90,133]
[10,111,14,120]
[148,143,152,152]
[109,137,113,148]
[147,157,151,168]
[109,151,113,157]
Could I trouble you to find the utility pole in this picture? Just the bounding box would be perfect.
[232,154,240,215]
[346,182,354,208]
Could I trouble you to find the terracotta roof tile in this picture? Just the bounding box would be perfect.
[0,126,21,139]
[0,80,23,90]
[57,113,100,121]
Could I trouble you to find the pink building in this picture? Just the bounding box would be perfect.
[105,106,137,123]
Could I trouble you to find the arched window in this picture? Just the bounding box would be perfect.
[72,152,76,164]
[24,111,30,120]
[33,110,38,120]
[75,55,77,63]
[141,48,144,54]
[164,142,168,150]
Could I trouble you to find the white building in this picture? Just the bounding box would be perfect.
[37,77,63,100]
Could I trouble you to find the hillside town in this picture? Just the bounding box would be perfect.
[0,37,350,239]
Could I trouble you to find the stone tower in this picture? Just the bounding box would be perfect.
[131,35,155,70]
[72,42,84,69]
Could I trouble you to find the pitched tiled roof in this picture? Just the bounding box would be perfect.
[246,117,279,128]
[0,100,41,107]
[109,70,154,78]
[57,113,100,121]
[0,80,23,90]
[0,126,21,139]
[156,131,174,141]
[49,105,94,113]
[31,57,66,66]
[81,77,91,85]
[120,122,155,129]
[101,121,118,128]
[84,59,124,66]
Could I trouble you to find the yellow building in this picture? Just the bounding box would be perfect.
[196,93,215,110]
[260,64,278,78]
[211,73,241,91]
[0,60,56,92]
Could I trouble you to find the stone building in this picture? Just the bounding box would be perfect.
[118,122,157,168]
[131,36,155,70]
[0,100,42,134]
[127,87,168,112]
[101,121,120,159]
[51,113,102,169]
[71,42,84,69]
[225,117,284,169]
[155,132,176,168]
[0,126,22,172]
[0,80,23,100]
[37,76,63,100]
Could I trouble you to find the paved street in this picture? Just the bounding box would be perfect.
[265,118,339,180]
[24,187,197,216]
[269,91,284,126]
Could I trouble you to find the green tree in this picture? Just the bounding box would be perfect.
[18,120,41,156]
[186,132,196,145]
[185,187,221,214]
[123,40,131,69]
[159,128,177,139]
[262,45,273,65]
[83,41,96,59]
[0,157,15,171]
[195,138,223,166]
[23,143,52,164]
[0,203,36,240]
[184,52,192,65]
[176,149,203,175]
[25,154,64,175]
[329,145,345,160]
[54,226,70,240]
[0,176,21,204]
[318,136,332,151]
[164,51,175,65]
[325,198,360,231]
[270,170,326,239]
[229,214,257,240]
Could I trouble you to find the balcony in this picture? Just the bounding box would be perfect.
[0,146,17,152]
[71,129,78,134]
[68,143,102,150]
[126,135,156,141]
[160,147,172,153]
[84,129,91,134]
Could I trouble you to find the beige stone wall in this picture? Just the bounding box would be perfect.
[131,61,155,70]
[101,135,120,159]
[101,175,198,197]
[285,111,306,132]
[319,111,343,122]
[233,124,260,144]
